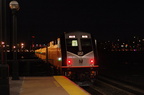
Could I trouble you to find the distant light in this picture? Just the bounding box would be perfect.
[32,44,34,47]
[121,45,124,47]
[32,36,35,38]
[3,45,5,47]
[69,35,75,38]
[139,40,141,42]
[125,44,128,48]
[82,35,88,38]
[39,44,42,47]
[2,41,4,45]
[13,46,16,48]
[21,43,24,46]
[134,49,137,51]
[36,44,38,47]
[7,50,10,52]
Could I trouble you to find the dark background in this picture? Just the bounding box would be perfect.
[6,0,144,45]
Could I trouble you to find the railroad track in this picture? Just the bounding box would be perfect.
[82,75,144,95]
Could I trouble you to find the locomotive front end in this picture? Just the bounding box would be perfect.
[61,31,99,80]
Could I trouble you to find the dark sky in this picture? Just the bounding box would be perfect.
[7,0,144,44]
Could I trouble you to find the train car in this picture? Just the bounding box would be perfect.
[35,31,99,81]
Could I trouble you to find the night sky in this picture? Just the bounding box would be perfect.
[7,0,144,44]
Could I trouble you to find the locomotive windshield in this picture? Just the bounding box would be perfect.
[81,39,93,54]
[66,39,79,54]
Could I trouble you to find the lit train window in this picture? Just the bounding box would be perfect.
[69,35,75,38]
[66,39,78,54]
[66,39,78,47]
[82,35,88,38]
[72,40,78,46]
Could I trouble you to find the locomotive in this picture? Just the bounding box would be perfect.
[35,31,99,81]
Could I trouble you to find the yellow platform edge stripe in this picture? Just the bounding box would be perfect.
[54,76,91,95]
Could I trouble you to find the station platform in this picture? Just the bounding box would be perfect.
[10,76,90,95]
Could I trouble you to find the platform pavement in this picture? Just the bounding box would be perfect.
[9,76,90,95]
[9,77,23,95]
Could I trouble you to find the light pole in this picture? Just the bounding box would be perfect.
[0,0,3,64]
[0,0,2,43]
[0,0,10,95]
[9,0,20,80]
